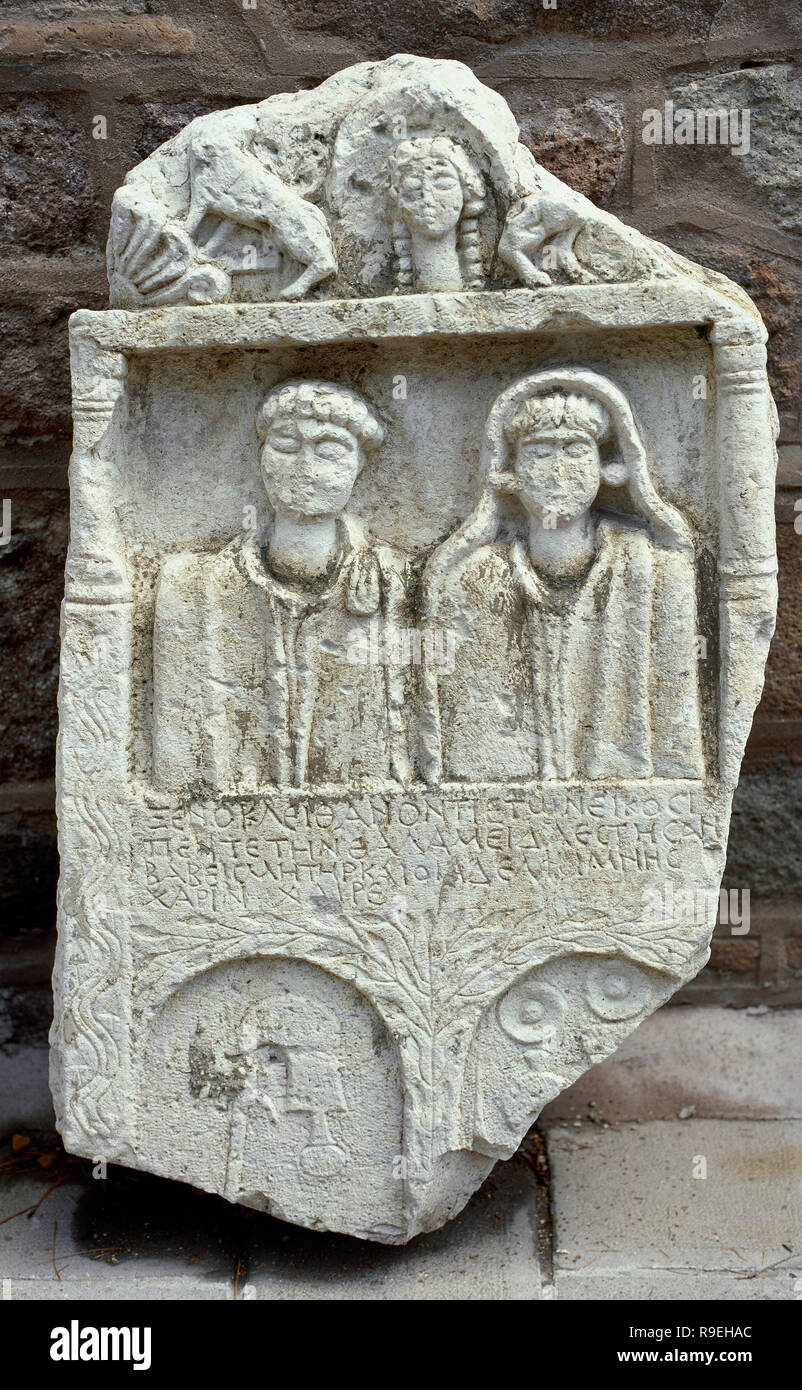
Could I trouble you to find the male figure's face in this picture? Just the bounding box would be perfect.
[396,156,464,239]
[260,415,362,517]
[513,427,601,525]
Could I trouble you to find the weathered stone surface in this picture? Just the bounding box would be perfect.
[0,815,58,939]
[705,936,758,975]
[676,899,802,1007]
[0,304,85,444]
[554,1267,796,1300]
[53,55,778,1244]
[244,1136,549,1299]
[135,100,238,164]
[0,491,67,780]
[105,53,754,308]
[0,1162,238,1301]
[518,100,625,205]
[282,0,725,51]
[670,65,802,236]
[657,236,800,411]
[0,1044,53,1133]
[541,1005,802,1123]
[0,96,94,254]
[761,525,802,717]
[0,16,193,59]
[0,985,51,1050]
[0,1128,548,1300]
[724,768,802,896]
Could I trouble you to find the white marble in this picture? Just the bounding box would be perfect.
[52,55,778,1243]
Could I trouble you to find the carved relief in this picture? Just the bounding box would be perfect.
[385,136,486,292]
[50,604,134,1160]
[194,996,351,1192]
[109,117,337,307]
[153,379,411,793]
[107,55,704,307]
[55,55,777,1244]
[422,369,704,784]
[143,957,407,1240]
[498,194,594,288]
[465,953,677,1157]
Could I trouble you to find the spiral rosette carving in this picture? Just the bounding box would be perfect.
[583,958,654,1020]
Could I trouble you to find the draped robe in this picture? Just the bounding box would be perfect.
[429,517,705,782]
[153,519,409,792]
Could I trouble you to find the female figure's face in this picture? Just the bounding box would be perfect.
[260,416,361,517]
[395,156,464,239]
[513,428,602,524]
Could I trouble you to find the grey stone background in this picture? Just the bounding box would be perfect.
[0,4,800,1080]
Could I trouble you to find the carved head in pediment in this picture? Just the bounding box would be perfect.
[384,135,486,291]
[256,379,385,519]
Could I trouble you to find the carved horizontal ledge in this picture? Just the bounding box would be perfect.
[139,778,713,812]
[69,283,753,356]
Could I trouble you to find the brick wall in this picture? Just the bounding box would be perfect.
[1,0,801,1037]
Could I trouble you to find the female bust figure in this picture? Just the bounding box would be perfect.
[385,136,486,293]
[421,368,705,784]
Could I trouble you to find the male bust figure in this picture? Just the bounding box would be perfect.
[153,379,411,793]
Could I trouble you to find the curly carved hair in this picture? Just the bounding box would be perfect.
[385,135,486,292]
[257,379,385,450]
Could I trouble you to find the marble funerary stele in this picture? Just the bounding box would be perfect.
[52,56,778,1243]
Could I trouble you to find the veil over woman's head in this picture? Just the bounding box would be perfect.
[424,366,693,606]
